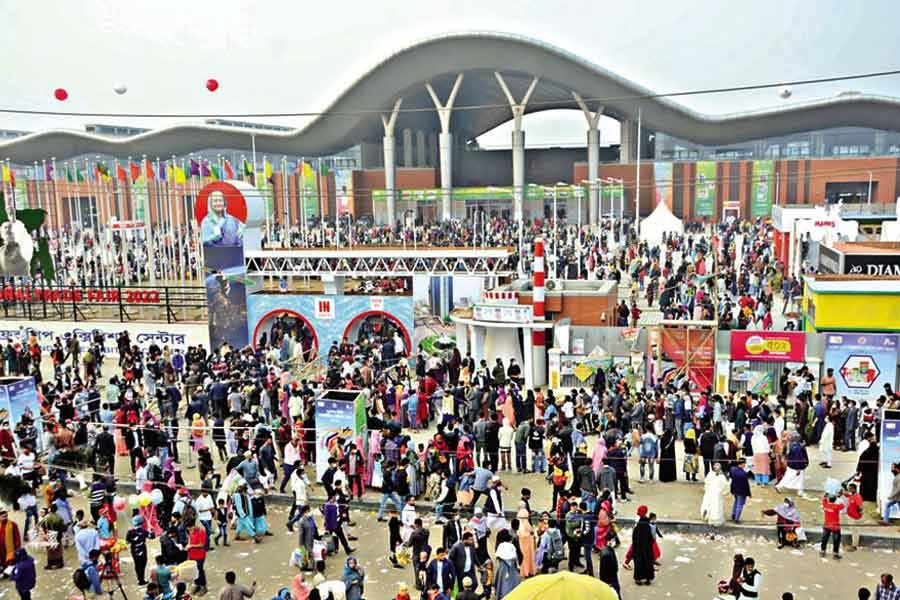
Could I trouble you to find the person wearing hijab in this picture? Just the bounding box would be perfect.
[761,498,802,548]
[658,428,677,482]
[516,503,536,578]
[232,482,257,542]
[342,556,365,600]
[630,506,655,586]
[494,542,520,600]
[291,571,311,600]
[682,427,699,482]
[857,431,880,502]
[200,191,244,246]
[819,416,835,469]
[751,425,771,485]
[776,434,809,496]
[591,437,608,477]
[700,463,728,526]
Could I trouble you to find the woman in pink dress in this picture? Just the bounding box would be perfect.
[517,504,536,578]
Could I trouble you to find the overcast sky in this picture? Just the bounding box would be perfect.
[4,0,900,148]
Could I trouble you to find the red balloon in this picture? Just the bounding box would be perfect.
[206,79,219,92]
[54,88,68,101]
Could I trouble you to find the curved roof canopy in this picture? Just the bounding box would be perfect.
[4,31,900,163]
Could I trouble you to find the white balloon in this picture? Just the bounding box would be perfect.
[778,86,792,99]
[113,83,128,95]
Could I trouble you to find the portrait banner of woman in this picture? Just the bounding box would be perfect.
[199,190,245,247]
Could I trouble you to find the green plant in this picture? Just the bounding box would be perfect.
[0,192,54,281]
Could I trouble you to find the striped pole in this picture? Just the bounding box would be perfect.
[531,237,548,387]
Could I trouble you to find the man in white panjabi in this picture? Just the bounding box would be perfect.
[700,462,729,526]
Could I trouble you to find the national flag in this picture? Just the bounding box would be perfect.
[200,160,211,178]
[264,159,273,184]
[96,162,110,181]
[189,159,201,178]
[130,161,140,181]
[243,160,253,177]
[210,165,221,181]
[116,163,128,182]
[44,162,54,181]
[2,165,11,183]
[319,162,329,176]
[174,166,186,184]
[223,160,234,179]
[144,159,155,180]
[65,166,74,182]
[159,163,168,181]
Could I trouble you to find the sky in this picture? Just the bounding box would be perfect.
[4,0,900,149]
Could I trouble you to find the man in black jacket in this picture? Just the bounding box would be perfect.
[93,425,116,475]
[449,532,480,587]
[699,426,719,476]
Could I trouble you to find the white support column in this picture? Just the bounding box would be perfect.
[471,326,486,365]
[495,73,539,223]
[455,321,469,357]
[416,130,427,166]
[426,74,464,221]
[523,327,534,391]
[573,93,604,227]
[402,128,413,167]
[380,98,403,226]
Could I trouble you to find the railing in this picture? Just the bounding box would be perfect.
[838,203,898,217]
[0,283,207,323]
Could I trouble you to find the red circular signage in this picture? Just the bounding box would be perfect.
[194,181,248,225]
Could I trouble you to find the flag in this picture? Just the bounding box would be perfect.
[210,165,221,181]
[264,159,273,184]
[130,161,141,181]
[200,160,211,178]
[144,159,155,180]
[65,166,74,182]
[189,159,201,178]
[243,160,253,177]
[44,162,54,181]
[223,160,234,179]
[116,163,128,182]
[174,166,186,184]
[319,162,329,176]
[2,165,11,182]
[96,162,110,181]
[159,163,168,181]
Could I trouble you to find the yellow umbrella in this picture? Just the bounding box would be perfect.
[504,571,619,600]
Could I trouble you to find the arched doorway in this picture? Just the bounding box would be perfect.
[342,310,411,356]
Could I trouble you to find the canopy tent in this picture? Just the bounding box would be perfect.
[639,201,684,247]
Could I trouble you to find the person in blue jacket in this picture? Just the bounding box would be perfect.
[11,548,35,600]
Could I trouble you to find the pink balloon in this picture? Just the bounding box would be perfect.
[54,88,68,101]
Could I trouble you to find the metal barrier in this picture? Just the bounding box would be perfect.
[0,283,207,323]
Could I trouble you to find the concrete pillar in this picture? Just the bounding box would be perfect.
[322,274,345,295]
[620,119,638,163]
[428,133,438,168]
[402,128,413,167]
[455,321,469,357]
[573,94,603,226]
[472,326,486,365]
[426,74,464,221]
[379,98,402,226]
[511,130,525,222]
[532,327,546,387]
[523,327,534,391]
[439,132,453,220]
[416,130,427,166]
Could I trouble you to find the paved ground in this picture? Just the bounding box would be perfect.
[24,491,898,600]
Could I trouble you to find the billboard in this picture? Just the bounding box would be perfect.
[751,160,774,217]
[695,161,716,216]
[730,331,806,362]
[333,168,354,216]
[300,162,319,218]
[314,391,367,481]
[824,333,899,401]
[654,162,673,208]
[881,410,900,517]
[0,377,42,452]
[659,327,715,390]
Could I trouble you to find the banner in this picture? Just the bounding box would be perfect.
[751,160,774,217]
[730,331,806,362]
[300,162,319,218]
[371,185,586,204]
[0,320,209,355]
[824,333,899,401]
[881,410,900,517]
[132,177,148,222]
[314,392,367,481]
[654,162,673,208]
[0,378,42,452]
[659,327,715,390]
[333,168,354,216]
[747,371,774,395]
[695,161,716,216]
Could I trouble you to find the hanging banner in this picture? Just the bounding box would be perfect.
[824,333,899,401]
[751,160,774,217]
[695,161,716,216]
[333,168,354,216]
[300,162,319,218]
[659,326,715,390]
[730,331,806,362]
[132,177,148,222]
[654,162,673,208]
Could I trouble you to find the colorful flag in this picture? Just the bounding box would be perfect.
[223,160,234,179]
[264,159,273,184]
[96,162,110,181]
[243,160,253,176]
[129,161,141,181]
[159,163,168,181]
[144,159,155,180]
[200,160,211,178]
[319,162,329,176]
[65,166,74,182]
[174,166,187,184]
[116,163,128,182]
[44,162,54,181]
[189,159,201,178]
[210,165,221,181]
[2,165,11,182]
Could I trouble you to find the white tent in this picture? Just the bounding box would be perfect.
[639,202,684,247]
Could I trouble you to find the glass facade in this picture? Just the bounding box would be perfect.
[654,127,900,161]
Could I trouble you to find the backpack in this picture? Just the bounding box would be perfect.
[552,467,567,487]
[547,528,565,561]
[73,567,90,591]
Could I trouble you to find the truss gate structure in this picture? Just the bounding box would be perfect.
[244,247,517,278]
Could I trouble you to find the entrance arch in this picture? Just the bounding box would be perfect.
[252,309,319,357]
[342,310,411,356]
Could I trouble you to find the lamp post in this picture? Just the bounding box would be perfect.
[603,177,624,245]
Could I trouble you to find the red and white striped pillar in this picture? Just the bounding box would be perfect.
[531,237,547,386]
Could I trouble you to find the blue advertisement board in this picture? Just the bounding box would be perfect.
[1,377,42,452]
[880,410,900,517]
[824,333,899,402]
[314,393,366,481]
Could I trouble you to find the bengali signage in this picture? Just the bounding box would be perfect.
[472,303,533,324]
[730,331,806,361]
[751,160,774,217]
[0,320,209,355]
[694,161,716,216]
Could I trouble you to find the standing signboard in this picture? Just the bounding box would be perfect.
[824,333,899,402]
